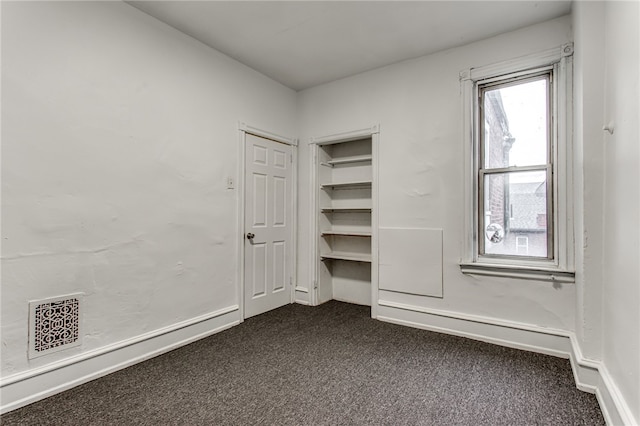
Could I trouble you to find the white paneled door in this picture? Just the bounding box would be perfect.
[244,134,293,318]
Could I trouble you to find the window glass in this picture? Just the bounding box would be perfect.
[482,171,548,258]
[483,78,549,169]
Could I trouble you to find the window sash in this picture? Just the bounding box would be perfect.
[478,166,553,260]
[476,71,554,262]
[479,72,552,171]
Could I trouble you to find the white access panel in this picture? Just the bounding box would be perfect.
[378,227,443,298]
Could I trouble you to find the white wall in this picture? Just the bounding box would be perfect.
[601,1,640,422]
[572,1,606,363]
[573,2,639,422]
[297,16,575,329]
[3,1,638,421]
[1,1,296,378]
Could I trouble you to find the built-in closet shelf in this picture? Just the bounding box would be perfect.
[320,181,372,189]
[321,230,372,237]
[320,155,373,167]
[315,135,374,306]
[320,252,372,263]
[320,207,372,213]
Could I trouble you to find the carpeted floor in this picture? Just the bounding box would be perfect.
[2,301,604,425]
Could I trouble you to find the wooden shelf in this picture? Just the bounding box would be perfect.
[321,230,372,237]
[320,252,372,263]
[324,155,372,166]
[315,137,373,306]
[320,207,372,213]
[320,181,371,189]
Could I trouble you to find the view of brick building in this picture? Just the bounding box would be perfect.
[483,89,548,257]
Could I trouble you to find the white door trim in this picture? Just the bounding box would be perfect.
[239,122,298,146]
[309,125,379,146]
[237,122,298,321]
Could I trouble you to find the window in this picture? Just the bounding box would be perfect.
[460,44,575,282]
[480,73,552,259]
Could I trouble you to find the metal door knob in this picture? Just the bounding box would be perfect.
[246,233,255,240]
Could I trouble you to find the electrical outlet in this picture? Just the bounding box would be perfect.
[226,177,235,189]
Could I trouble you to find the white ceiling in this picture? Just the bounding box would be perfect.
[126,1,572,91]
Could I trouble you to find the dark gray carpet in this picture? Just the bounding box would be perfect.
[2,301,604,425]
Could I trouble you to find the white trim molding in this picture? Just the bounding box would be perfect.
[596,364,638,426]
[376,300,635,426]
[1,305,240,414]
[309,125,379,145]
[459,263,575,283]
[238,122,298,146]
[460,43,574,82]
[460,44,575,281]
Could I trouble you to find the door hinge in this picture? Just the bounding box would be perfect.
[290,153,293,163]
[313,280,318,290]
[289,276,293,286]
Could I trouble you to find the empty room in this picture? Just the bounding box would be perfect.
[1,1,638,424]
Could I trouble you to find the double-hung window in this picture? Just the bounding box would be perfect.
[460,44,575,282]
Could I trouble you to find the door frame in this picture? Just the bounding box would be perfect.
[237,122,298,321]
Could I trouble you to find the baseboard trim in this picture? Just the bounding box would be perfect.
[377,300,635,426]
[1,305,240,414]
[376,313,570,360]
[596,364,638,426]
[377,300,574,358]
[295,286,311,305]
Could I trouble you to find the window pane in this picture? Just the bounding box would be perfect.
[483,77,548,169]
[482,171,548,258]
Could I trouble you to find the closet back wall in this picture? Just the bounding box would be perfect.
[296,15,575,329]
[1,1,296,378]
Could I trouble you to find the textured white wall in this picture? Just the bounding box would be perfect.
[601,1,640,422]
[4,2,637,418]
[296,16,576,328]
[1,1,296,377]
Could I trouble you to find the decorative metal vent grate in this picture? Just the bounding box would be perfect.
[29,294,83,359]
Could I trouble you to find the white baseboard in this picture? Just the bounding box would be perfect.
[294,287,311,305]
[596,364,638,426]
[376,300,636,426]
[1,305,240,414]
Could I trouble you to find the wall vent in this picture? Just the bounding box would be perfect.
[29,294,83,359]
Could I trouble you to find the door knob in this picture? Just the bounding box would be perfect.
[246,233,255,240]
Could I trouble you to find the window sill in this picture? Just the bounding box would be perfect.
[459,263,575,283]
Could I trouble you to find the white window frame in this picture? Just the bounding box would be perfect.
[459,44,575,283]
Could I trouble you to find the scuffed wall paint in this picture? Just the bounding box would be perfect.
[1,1,296,377]
[296,16,576,329]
